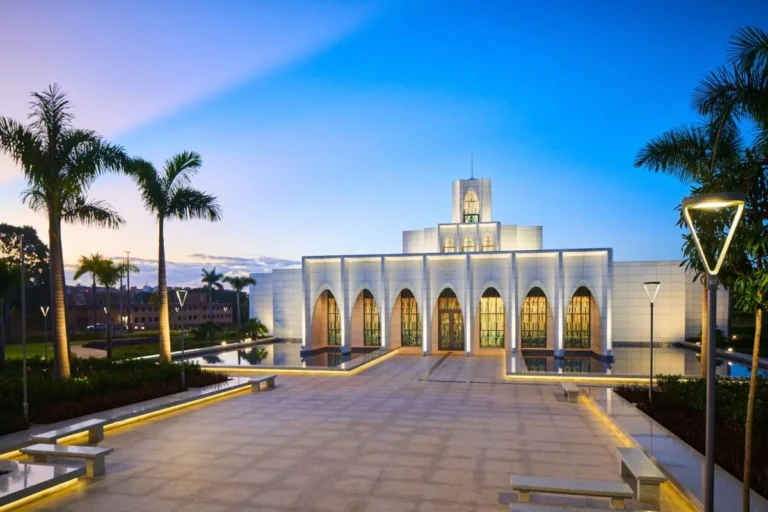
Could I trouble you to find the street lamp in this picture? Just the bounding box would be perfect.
[682,191,745,512]
[40,306,50,360]
[643,282,660,404]
[176,289,188,391]
[19,235,34,424]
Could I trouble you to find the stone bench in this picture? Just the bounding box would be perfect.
[561,383,581,403]
[617,447,667,506]
[30,418,107,444]
[510,505,653,512]
[250,375,277,392]
[510,475,634,510]
[21,444,113,478]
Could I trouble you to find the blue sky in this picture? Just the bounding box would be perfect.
[1,0,765,286]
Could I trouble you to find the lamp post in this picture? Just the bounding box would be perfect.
[643,282,660,404]
[176,289,188,391]
[40,306,50,360]
[682,192,745,512]
[19,235,34,424]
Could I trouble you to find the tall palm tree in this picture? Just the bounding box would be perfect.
[635,118,743,378]
[73,253,109,327]
[125,152,221,362]
[92,259,122,360]
[0,84,125,379]
[201,267,224,321]
[223,275,256,329]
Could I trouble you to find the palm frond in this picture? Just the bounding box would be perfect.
[124,157,166,217]
[634,125,709,182]
[163,151,201,190]
[62,195,125,229]
[20,186,48,214]
[60,130,126,188]
[224,275,256,291]
[28,84,74,146]
[0,117,43,180]
[167,186,221,222]
[727,26,768,74]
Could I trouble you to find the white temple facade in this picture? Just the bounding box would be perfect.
[250,178,729,357]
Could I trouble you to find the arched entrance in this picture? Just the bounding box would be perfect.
[565,286,601,351]
[392,289,421,348]
[520,287,553,349]
[436,289,463,350]
[311,290,340,348]
[476,288,504,349]
[351,289,381,347]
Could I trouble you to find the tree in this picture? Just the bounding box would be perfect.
[73,253,109,327]
[201,267,224,322]
[0,85,125,379]
[125,152,221,362]
[635,118,743,377]
[0,260,17,367]
[694,27,768,511]
[92,259,122,360]
[223,275,255,329]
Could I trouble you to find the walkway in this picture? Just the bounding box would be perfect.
[21,354,675,511]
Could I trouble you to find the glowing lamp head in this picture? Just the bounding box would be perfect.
[176,289,188,308]
[681,192,745,276]
[643,282,661,304]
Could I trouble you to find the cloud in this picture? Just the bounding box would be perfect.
[65,253,299,289]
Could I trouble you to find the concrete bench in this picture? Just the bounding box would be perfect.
[617,447,667,506]
[30,418,107,444]
[250,375,277,392]
[21,444,113,478]
[561,383,581,403]
[510,505,653,512]
[510,475,634,510]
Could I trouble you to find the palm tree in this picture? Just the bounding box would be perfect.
[635,118,743,378]
[73,253,109,327]
[223,275,256,329]
[125,152,221,362]
[0,260,16,368]
[694,27,768,511]
[201,267,224,321]
[92,260,123,360]
[0,84,125,379]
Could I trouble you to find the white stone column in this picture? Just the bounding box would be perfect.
[555,252,565,357]
[422,255,430,355]
[301,262,311,352]
[464,254,472,356]
[380,258,389,349]
[605,249,613,356]
[509,253,517,352]
[341,258,352,354]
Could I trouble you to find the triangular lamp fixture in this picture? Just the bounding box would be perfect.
[682,192,745,276]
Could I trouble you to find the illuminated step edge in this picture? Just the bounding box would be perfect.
[0,460,84,511]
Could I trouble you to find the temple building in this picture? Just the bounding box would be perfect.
[250,178,729,357]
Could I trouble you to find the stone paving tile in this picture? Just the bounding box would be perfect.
[13,353,675,511]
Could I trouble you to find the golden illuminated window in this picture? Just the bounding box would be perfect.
[463,189,479,223]
[327,291,340,346]
[438,289,463,350]
[521,288,547,348]
[480,288,504,348]
[481,235,494,252]
[363,290,380,346]
[443,237,456,253]
[462,237,475,252]
[400,289,421,347]
[565,286,591,348]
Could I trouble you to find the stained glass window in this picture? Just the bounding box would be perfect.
[481,235,494,252]
[480,288,504,348]
[565,286,591,348]
[521,288,547,348]
[400,289,421,347]
[363,290,380,346]
[327,292,341,346]
[463,189,479,223]
[462,237,475,252]
[438,289,463,350]
[443,237,456,253]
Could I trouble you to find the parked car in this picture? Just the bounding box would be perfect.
[134,323,146,331]
[85,323,107,332]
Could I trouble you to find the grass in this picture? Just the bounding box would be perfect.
[3,340,91,359]
[111,337,233,359]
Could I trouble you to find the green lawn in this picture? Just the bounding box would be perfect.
[3,339,91,360]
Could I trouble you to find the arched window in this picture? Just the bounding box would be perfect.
[463,189,479,223]
[327,291,340,346]
[400,289,421,347]
[462,237,475,252]
[443,237,456,253]
[565,286,591,348]
[438,289,463,350]
[481,235,494,252]
[480,288,504,348]
[521,287,547,348]
[363,290,380,346]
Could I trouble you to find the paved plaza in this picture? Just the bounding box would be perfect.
[20,354,676,511]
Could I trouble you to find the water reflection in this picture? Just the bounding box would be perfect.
[189,341,378,368]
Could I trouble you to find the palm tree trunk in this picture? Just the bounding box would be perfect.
[742,305,762,511]
[106,287,112,360]
[236,289,241,329]
[92,275,97,328]
[700,280,708,378]
[157,218,172,362]
[0,298,5,369]
[208,286,212,321]
[49,208,70,379]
